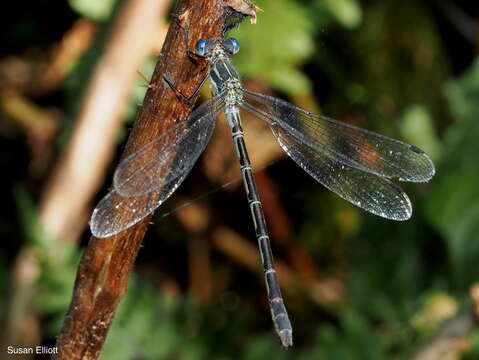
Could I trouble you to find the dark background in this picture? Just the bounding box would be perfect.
[1,0,479,359]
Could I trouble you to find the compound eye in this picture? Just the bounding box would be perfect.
[224,38,240,55]
[195,40,207,57]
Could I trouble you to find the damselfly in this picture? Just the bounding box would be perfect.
[90,38,435,347]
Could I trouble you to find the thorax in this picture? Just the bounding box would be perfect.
[209,59,243,107]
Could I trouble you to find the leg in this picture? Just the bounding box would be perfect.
[137,70,155,89]
[163,73,208,104]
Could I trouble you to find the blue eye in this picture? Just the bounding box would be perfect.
[230,38,240,54]
[224,38,240,55]
[195,40,207,56]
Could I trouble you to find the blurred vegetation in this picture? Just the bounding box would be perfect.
[1,0,479,359]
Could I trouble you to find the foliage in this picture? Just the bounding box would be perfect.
[1,0,479,359]
[230,0,316,94]
[425,58,479,290]
[15,187,79,335]
[69,0,118,22]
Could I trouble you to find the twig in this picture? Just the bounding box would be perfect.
[54,1,256,359]
[0,2,166,355]
[409,314,474,360]
[39,0,169,242]
[436,0,478,45]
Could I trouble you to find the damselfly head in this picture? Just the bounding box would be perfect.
[194,38,240,58]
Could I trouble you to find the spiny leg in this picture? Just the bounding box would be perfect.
[163,73,208,105]
[137,70,154,89]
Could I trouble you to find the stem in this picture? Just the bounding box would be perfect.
[54,1,253,358]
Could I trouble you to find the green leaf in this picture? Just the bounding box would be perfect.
[425,58,479,287]
[229,0,315,95]
[399,104,442,160]
[69,0,118,22]
[321,0,363,28]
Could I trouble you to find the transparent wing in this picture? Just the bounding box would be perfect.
[114,94,225,197]
[268,121,412,220]
[90,190,168,238]
[90,95,224,238]
[241,89,435,183]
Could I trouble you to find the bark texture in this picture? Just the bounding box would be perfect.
[54,1,252,358]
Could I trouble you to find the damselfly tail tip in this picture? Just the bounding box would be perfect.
[278,329,293,347]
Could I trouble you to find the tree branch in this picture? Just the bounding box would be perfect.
[54,1,255,359]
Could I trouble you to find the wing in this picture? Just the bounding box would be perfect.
[268,121,412,220]
[114,94,225,197]
[90,95,224,238]
[90,189,168,238]
[241,89,435,183]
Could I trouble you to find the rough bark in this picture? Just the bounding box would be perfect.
[54,1,254,359]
